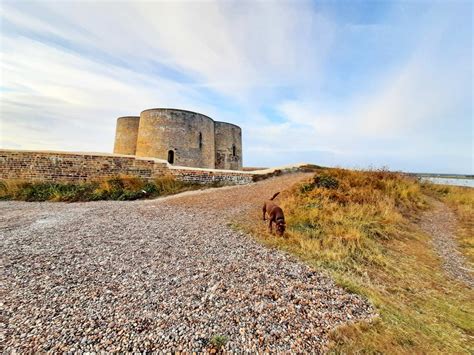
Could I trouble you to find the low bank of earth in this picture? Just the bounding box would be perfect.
[238,169,473,353]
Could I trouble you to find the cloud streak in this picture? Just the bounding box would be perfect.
[0,0,472,173]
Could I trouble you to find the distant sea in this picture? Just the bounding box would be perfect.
[422,177,474,188]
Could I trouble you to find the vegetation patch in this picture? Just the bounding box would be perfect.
[239,168,473,353]
[0,176,215,202]
[209,334,228,351]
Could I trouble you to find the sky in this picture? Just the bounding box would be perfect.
[0,0,472,174]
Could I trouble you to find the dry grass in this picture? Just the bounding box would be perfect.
[240,168,473,353]
[0,175,208,202]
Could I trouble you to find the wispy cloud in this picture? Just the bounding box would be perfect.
[0,0,471,173]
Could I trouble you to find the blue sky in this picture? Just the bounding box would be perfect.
[0,0,472,173]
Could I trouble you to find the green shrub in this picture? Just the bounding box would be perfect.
[209,334,228,350]
[299,182,315,193]
[313,173,339,189]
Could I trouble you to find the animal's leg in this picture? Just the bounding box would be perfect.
[262,204,267,221]
[268,218,273,233]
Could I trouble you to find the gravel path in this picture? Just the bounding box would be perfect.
[2,173,374,353]
[420,198,473,287]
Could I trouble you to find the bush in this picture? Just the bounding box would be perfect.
[313,173,339,189]
[299,182,315,193]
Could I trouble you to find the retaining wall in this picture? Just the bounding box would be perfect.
[0,150,168,182]
[0,149,305,185]
[169,167,253,185]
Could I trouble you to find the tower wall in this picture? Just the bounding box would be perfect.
[113,116,140,155]
[214,122,242,170]
[135,109,215,169]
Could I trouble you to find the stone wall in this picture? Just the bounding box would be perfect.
[0,149,305,186]
[170,167,253,185]
[0,150,168,182]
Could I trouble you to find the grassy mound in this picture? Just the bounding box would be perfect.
[0,176,206,202]
[243,168,473,353]
[283,169,425,269]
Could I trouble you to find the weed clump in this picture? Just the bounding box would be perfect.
[209,334,228,351]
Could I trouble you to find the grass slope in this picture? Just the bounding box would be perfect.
[241,168,473,353]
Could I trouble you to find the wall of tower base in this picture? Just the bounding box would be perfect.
[0,149,303,185]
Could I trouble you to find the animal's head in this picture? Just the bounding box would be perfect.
[276,219,286,236]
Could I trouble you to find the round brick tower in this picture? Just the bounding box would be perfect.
[214,121,242,170]
[113,116,140,155]
[135,108,216,169]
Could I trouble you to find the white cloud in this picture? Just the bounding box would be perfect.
[2,1,334,98]
[274,2,472,165]
[356,54,470,138]
[0,0,471,173]
[0,34,226,151]
[0,0,337,153]
[277,101,340,135]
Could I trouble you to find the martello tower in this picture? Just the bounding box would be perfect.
[113,108,242,170]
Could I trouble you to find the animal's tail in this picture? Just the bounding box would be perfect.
[270,192,280,200]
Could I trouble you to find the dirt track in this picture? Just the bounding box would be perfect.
[420,198,473,288]
[1,173,374,352]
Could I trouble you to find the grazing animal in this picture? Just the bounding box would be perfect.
[262,192,286,236]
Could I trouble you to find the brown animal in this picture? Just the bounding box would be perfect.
[262,192,286,236]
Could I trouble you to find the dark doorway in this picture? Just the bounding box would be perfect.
[199,132,203,149]
[232,144,236,157]
[167,150,174,164]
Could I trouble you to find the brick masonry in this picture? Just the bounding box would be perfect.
[0,149,303,185]
[169,167,254,185]
[0,150,169,182]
